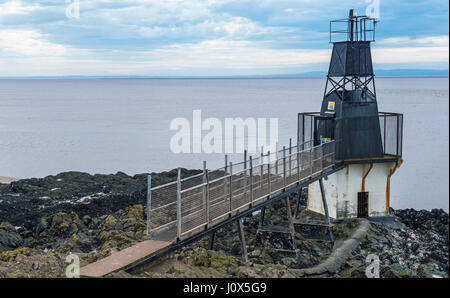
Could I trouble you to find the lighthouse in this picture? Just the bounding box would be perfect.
[299,9,404,218]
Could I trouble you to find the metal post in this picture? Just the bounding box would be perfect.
[297,143,301,181]
[229,162,233,214]
[224,154,228,197]
[396,115,400,156]
[146,174,151,239]
[267,151,271,195]
[244,150,247,169]
[176,167,182,240]
[319,178,333,242]
[294,189,301,219]
[236,218,248,263]
[260,149,264,188]
[283,146,286,187]
[208,231,215,250]
[321,143,324,172]
[383,114,386,154]
[310,145,313,177]
[284,197,297,251]
[243,150,247,198]
[400,115,404,157]
[274,142,278,176]
[203,161,209,226]
[249,156,253,205]
[259,206,266,227]
[289,138,292,177]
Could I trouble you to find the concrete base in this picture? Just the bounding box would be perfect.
[307,162,400,219]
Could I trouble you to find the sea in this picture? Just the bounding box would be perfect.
[0,77,448,211]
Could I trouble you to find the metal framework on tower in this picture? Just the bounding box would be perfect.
[324,9,378,105]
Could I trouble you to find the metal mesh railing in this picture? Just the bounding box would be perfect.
[147,139,336,241]
[298,112,403,160]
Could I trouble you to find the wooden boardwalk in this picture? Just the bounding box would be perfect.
[80,240,171,277]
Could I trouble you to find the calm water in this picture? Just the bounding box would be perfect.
[0,78,448,211]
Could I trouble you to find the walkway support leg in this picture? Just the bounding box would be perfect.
[293,189,302,219]
[284,197,297,251]
[319,178,333,242]
[259,206,266,227]
[236,218,248,263]
[208,231,216,250]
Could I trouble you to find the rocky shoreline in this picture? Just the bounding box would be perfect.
[0,171,448,278]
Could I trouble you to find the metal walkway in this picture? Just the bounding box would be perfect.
[80,240,170,277]
[81,139,341,276]
[147,140,336,243]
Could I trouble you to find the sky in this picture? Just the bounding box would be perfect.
[0,0,448,76]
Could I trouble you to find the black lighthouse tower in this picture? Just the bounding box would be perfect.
[316,9,383,160]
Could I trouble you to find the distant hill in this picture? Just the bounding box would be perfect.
[1,69,448,79]
[262,69,449,78]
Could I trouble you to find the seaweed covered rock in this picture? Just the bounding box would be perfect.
[0,222,23,250]
[394,208,449,239]
[184,248,241,276]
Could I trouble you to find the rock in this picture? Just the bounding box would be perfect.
[0,247,32,262]
[0,222,23,250]
[1,171,448,279]
[281,257,297,268]
[109,270,133,278]
[187,248,241,275]
[350,268,367,278]
[235,266,259,278]
[32,261,40,270]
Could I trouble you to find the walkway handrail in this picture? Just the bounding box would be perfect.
[147,139,335,242]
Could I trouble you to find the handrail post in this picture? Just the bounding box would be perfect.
[260,148,264,188]
[283,146,286,187]
[146,174,151,239]
[224,154,228,200]
[310,145,313,177]
[225,155,228,173]
[243,150,247,197]
[267,151,271,195]
[289,138,292,178]
[244,150,247,169]
[321,143,324,171]
[249,156,253,206]
[297,143,301,181]
[275,142,279,175]
[176,167,181,240]
[203,161,209,226]
[396,115,400,156]
[229,162,233,214]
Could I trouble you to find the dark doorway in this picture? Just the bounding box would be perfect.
[357,192,369,218]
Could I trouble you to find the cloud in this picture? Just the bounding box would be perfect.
[378,35,449,47]
[0,0,41,17]
[0,29,68,57]
[140,39,331,70]
[373,46,449,64]
[0,0,447,76]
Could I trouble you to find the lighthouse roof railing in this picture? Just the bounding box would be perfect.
[298,112,403,161]
[329,15,377,43]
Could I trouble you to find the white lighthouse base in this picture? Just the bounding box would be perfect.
[307,162,401,219]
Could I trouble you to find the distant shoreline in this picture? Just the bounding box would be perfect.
[0,75,448,80]
[0,176,19,184]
